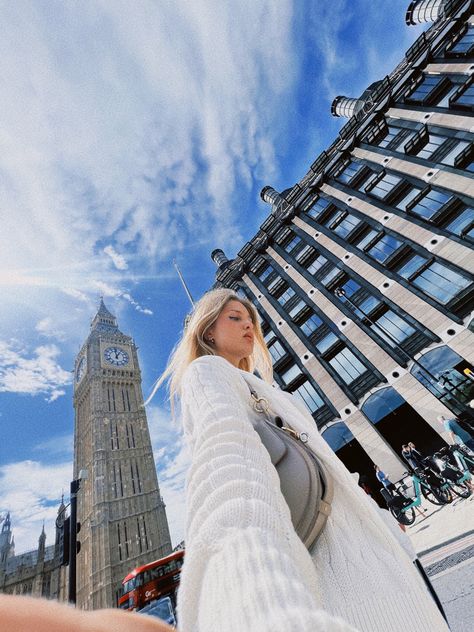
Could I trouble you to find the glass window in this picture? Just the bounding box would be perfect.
[366,173,402,200]
[322,422,354,451]
[361,386,406,424]
[412,261,471,304]
[284,235,302,253]
[293,381,325,413]
[366,234,403,264]
[409,189,452,220]
[451,83,474,110]
[258,266,272,282]
[437,84,460,108]
[264,329,275,344]
[406,74,448,104]
[440,140,470,167]
[289,300,306,319]
[267,275,282,292]
[339,278,361,298]
[415,134,446,159]
[396,254,428,279]
[376,125,399,148]
[307,254,328,275]
[277,287,295,305]
[447,25,474,55]
[333,214,362,238]
[328,348,367,384]
[396,186,423,212]
[336,161,365,184]
[372,311,416,346]
[269,340,286,363]
[445,207,474,239]
[354,228,379,250]
[281,364,302,385]
[296,244,313,263]
[320,267,340,287]
[321,209,345,227]
[315,332,339,354]
[300,313,323,337]
[358,295,382,315]
[307,197,331,220]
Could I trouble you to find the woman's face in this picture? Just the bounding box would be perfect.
[206,300,255,368]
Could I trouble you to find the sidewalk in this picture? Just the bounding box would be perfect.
[405,493,474,556]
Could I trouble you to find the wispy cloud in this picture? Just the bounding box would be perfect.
[0,341,72,402]
[0,0,296,339]
[0,459,72,554]
[103,245,128,270]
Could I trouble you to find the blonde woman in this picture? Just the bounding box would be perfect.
[153,288,449,632]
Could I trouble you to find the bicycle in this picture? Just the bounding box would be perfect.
[432,446,472,499]
[384,462,453,525]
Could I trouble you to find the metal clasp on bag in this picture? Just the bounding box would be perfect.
[282,427,309,443]
[250,391,270,415]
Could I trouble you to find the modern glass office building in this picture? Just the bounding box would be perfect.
[211,0,474,494]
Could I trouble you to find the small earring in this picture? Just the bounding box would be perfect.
[208,337,215,344]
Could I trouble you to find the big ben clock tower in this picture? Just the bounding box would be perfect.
[73,299,172,609]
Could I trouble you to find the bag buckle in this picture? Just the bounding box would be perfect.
[282,427,309,443]
[250,392,270,414]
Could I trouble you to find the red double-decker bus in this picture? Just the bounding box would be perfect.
[118,550,184,611]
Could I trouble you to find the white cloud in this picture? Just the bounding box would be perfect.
[0,341,72,402]
[0,0,295,323]
[35,317,66,341]
[103,245,128,270]
[0,459,72,554]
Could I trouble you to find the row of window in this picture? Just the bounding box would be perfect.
[104,384,136,412]
[111,459,143,499]
[109,420,137,450]
[369,120,473,174]
[305,195,472,312]
[279,231,434,355]
[405,71,473,112]
[332,158,473,243]
[258,263,379,398]
[263,328,328,415]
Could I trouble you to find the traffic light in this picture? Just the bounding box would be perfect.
[61,516,70,566]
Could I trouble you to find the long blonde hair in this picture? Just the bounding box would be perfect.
[145,288,273,407]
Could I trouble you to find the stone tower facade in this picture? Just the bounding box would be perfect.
[73,300,171,610]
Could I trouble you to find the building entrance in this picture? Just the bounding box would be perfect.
[361,387,446,467]
[322,422,385,508]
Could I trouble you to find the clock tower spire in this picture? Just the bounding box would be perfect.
[73,300,172,609]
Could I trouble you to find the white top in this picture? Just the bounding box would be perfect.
[177,355,448,632]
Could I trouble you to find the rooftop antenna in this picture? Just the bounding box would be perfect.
[173,259,195,308]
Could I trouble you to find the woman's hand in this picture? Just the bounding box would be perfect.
[0,594,175,632]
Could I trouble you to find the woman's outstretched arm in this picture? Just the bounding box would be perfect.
[0,594,173,632]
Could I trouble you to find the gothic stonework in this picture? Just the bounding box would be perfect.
[74,300,171,609]
[0,510,67,600]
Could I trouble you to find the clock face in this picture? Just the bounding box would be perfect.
[104,346,129,367]
[76,357,86,383]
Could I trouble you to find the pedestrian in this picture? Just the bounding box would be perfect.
[402,443,424,471]
[374,464,397,495]
[150,288,449,632]
[437,414,474,451]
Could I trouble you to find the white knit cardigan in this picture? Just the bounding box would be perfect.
[176,355,448,632]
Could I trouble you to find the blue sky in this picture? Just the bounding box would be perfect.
[0,1,426,554]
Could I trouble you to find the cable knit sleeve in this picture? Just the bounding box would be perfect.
[176,355,359,632]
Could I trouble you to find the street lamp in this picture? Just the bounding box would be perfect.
[333,287,473,417]
[69,468,88,604]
